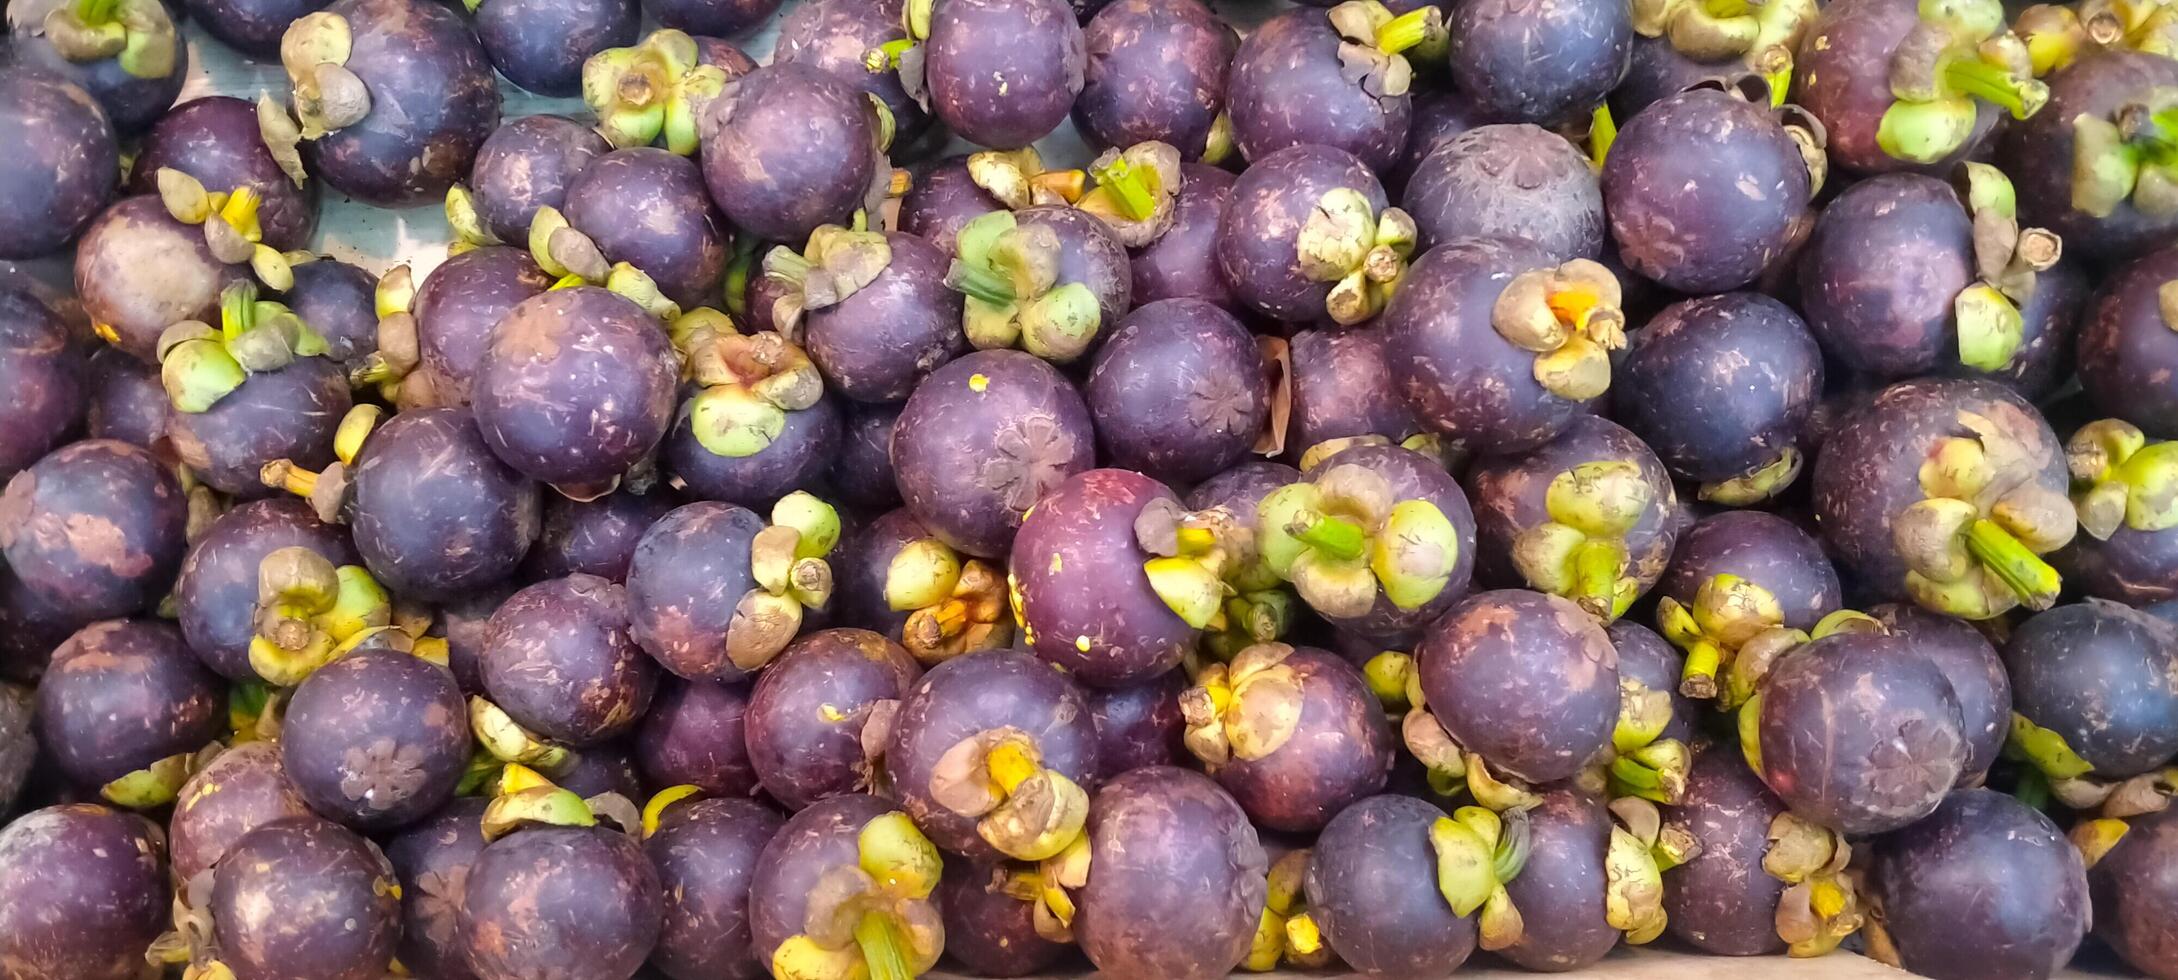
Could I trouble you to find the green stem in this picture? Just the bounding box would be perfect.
[1964,518,2061,608]
[1375,8,1437,55]
[1678,639,1723,699]
[1702,0,1753,17]
[74,0,123,25]
[1092,156,1155,222]
[220,281,258,339]
[866,38,918,71]
[1945,57,2031,117]
[1570,538,1626,617]
[950,262,1017,307]
[1294,514,1366,562]
[855,911,913,980]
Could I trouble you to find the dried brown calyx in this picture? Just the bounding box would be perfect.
[883,535,1011,665]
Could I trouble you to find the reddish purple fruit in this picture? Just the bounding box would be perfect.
[1613,292,1823,500]
[0,804,168,980]
[1084,299,1266,486]
[636,678,759,796]
[167,742,314,885]
[0,64,117,260]
[917,0,1087,149]
[207,817,402,980]
[745,628,920,810]
[480,573,658,746]
[702,62,886,245]
[1074,0,1235,159]
[646,795,786,980]
[1867,789,2090,980]
[381,797,489,980]
[129,95,319,251]
[280,650,471,830]
[1,440,186,621]
[891,350,1096,558]
[1072,766,1267,980]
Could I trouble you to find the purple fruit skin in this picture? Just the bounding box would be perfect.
[828,402,903,512]
[1074,0,1236,157]
[1085,298,1266,486]
[1388,89,1487,196]
[347,408,541,601]
[281,260,380,372]
[2004,599,2178,779]
[2062,517,2178,606]
[1284,326,1423,463]
[831,508,935,642]
[2002,50,2178,261]
[665,389,842,509]
[129,95,319,250]
[1660,747,1790,955]
[0,439,187,620]
[182,0,333,58]
[1132,163,1238,309]
[643,0,780,36]
[701,62,880,244]
[174,497,357,680]
[899,156,1005,257]
[1015,204,1135,334]
[383,797,489,980]
[646,796,786,980]
[168,356,351,498]
[1609,620,1696,744]
[211,818,401,980]
[2089,804,2178,979]
[1085,669,1187,772]
[1613,35,1734,119]
[1615,292,1824,484]
[0,290,86,483]
[471,287,681,492]
[0,64,117,260]
[745,628,920,810]
[1403,124,1605,261]
[1306,794,1479,976]
[472,0,640,97]
[1073,766,1267,980]
[886,650,1102,858]
[411,246,554,406]
[1416,590,1619,784]
[1794,0,2000,176]
[799,231,967,404]
[1213,647,1393,833]
[1380,236,1593,455]
[923,0,1088,149]
[521,488,676,583]
[1496,790,1621,971]
[11,28,185,138]
[625,501,765,682]
[1465,415,1679,598]
[1755,631,1967,834]
[84,348,169,451]
[2079,245,2178,437]
[747,794,898,967]
[0,804,169,980]
[479,573,658,746]
[1654,510,1841,633]
[1185,459,1302,516]
[562,148,729,308]
[1011,469,1199,686]
[1798,174,1976,379]
[1305,443,1479,638]
[281,650,470,830]
[74,196,248,363]
[1601,85,1811,293]
[636,678,759,797]
[169,741,315,885]
[468,115,613,244]
[1870,789,2090,980]
[937,859,1072,976]
[1227,7,1409,173]
[1447,0,1630,126]
[460,824,664,980]
[35,619,220,791]
[1868,602,2010,782]
[891,350,1096,558]
[300,0,501,208]
[1216,143,1388,322]
[774,0,929,142]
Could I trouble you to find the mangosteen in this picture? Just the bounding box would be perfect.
[1074,0,1233,160]
[702,62,887,245]
[74,195,248,362]
[2001,49,2178,261]
[1085,669,1186,772]
[763,225,966,403]
[1258,442,1474,638]
[1794,0,2043,175]
[625,494,843,681]
[0,438,186,621]
[891,349,1095,558]
[279,259,379,376]
[1651,509,1843,701]
[1810,377,2075,619]
[1181,642,1392,832]
[832,508,1012,663]
[1217,142,1413,325]
[522,487,675,582]
[1600,75,1824,293]
[2079,803,2178,979]
[773,0,930,144]
[1307,796,1510,974]
[1447,0,1629,126]
[9,0,185,134]
[461,774,663,980]
[1868,602,2011,783]
[884,648,1101,861]
[1226,2,1439,172]
[1380,239,1624,454]
[384,246,553,406]
[947,204,1132,363]
[664,319,843,508]
[1082,299,1265,485]
[476,573,656,751]
[1405,589,1618,794]
[2004,599,2178,801]
[197,817,400,980]
[1403,124,1604,261]
[899,155,1011,256]
[1284,327,1425,467]
[381,797,488,980]
[2078,244,2178,437]
[0,59,117,260]
[585,28,754,155]
[180,0,329,58]
[84,347,169,450]
[1615,292,1823,502]
[159,281,352,498]
[172,497,360,681]
[452,115,611,247]
[747,794,945,980]
[470,286,680,499]
[167,741,314,884]
[636,678,757,796]
[746,628,920,810]
[1660,745,1863,957]
[280,649,469,830]
[539,147,728,309]
[1131,163,1236,308]
[1491,791,1662,970]
[1064,766,1265,980]
[643,0,775,37]
[1864,789,2089,980]
[894,0,1087,149]
[830,403,904,511]
[0,289,86,483]
[1742,628,1968,834]
[0,803,168,980]
[1607,619,1696,803]
[646,794,786,980]
[129,96,317,250]
[469,0,639,97]
[936,859,1071,977]
[267,0,501,207]
[1617,0,1814,118]
[2065,418,2178,603]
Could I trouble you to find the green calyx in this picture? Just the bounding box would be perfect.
[158,281,330,414]
[1296,188,1417,325]
[1182,644,1306,767]
[156,169,299,288]
[1363,649,1420,711]
[480,764,636,841]
[1610,678,1691,803]
[1698,448,1804,505]
[1429,806,1530,950]
[1328,1,1446,101]
[527,207,681,320]
[887,542,1013,665]
[680,318,825,460]
[470,697,573,772]
[1895,434,2074,619]
[762,224,894,338]
[1604,798,1679,944]
[2077,0,2178,58]
[1512,461,1653,621]
[947,212,1104,363]
[2006,711,2097,780]
[1952,163,2063,372]
[1249,850,1333,970]
[246,546,392,687]
[1257,464,1461,622]
[351,267,418,394]
[2016,4,2089,75]
[1764,813,1865,956]
[2073,92,2178,220]
[279,11,370,139]
[727,492,841,672]
[1400,709,1544,811]
[1631,0,1816,63]
[1076,142,1183,247]
[1134,496,1261,631]
[101,752,196,809]
[772,812,944,980]
[583,30,727,154]
[1491,258,1629,401]
[40,0,177,78]
[1201,589,1299,661]
[1656,573,1786,701]
[964,147,1084,211]
[445,185,498,250]
[1877,0,2048,164]
[2069,418,2178,539]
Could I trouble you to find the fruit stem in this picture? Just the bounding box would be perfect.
[1964,518,2061,608]
[866,38,917,71]
[1944,56,2043,119]
[950,262,1017,306]
[1702,0,1753,17]
[1293,514,1367,562]
[855,911,914,980]
[73,0,122,25]
[1677,638,1723,699]
[1375,8,1438,55]
[261,459,317,499]
[1571,538,1626,619]
[1091,155,1155,222]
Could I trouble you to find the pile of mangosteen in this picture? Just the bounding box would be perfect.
[5,0,2178,977]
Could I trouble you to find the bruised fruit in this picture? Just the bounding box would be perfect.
[75,195,248,363]
[1,439,186,621]
[0,804,168,980]
[746,628,920,810]
[645,794,786,980]
[1182,642,1393,832]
